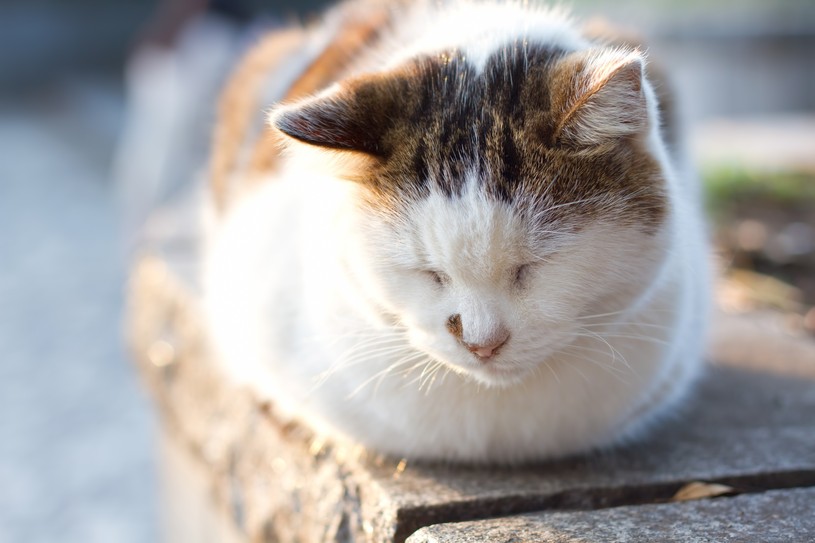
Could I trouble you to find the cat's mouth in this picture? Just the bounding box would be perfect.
[461,359,532,387]
[409,330,536,387]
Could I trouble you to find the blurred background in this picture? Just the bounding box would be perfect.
[1,0,813,541]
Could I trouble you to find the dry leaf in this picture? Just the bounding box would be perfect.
[671,481,736,502]
[393,458,408,479]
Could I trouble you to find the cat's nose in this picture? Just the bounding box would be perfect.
[464,331,509,360]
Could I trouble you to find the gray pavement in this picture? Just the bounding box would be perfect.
[0,82,158,542]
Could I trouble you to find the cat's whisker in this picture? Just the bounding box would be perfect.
[304,327,409,345]
[329,345,407,367]
[314,343,414,387]
[331,353,418,378]
[347,354,422,399]
[393,358,432,378]
[537,194,608,215]
[577,321,673,332]
[405,358,439,388]
[331,333,407,352]
[564,357,590,384]
[576,306,679,321]
[428,363,446,392]
[331,333,410,357]
[420,361,446,394]
[529,229,570,237]
[419,362,438,395]
[557,349,633,385]
[575,328,630,371]
[397,363,432,391]
[575,309,630,321]
[321,351,413,384]
[540,358,561,385]
[337,342,412,364]
[423,364,444,395]
[558,344,630,375]
[373,354,429,396]
[314,338,407,368]
[307,327,408,338]
[595,333,671,346]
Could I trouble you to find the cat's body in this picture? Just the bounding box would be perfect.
[203,0,709,463]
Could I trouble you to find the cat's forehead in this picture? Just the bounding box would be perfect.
[372,43,565,201]
[359,42,665,231]
[405,180,534,274]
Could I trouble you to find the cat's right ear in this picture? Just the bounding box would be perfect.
[551,47,648,147]
[270,75,402,157]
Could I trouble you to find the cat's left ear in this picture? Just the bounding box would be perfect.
[270,75,401,157]
[552,48,648,147]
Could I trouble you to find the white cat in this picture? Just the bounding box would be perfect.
[203,0,709,463]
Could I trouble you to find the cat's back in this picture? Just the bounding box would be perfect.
[209,0,412,211]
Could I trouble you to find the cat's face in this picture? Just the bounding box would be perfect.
[272,41,670,386]
[354,179,669,387]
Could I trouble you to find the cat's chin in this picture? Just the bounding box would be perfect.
[416,343,539,388]
[456,361,534,388]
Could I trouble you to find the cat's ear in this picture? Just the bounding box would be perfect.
[552,48,648,147]
[270,75,400,157]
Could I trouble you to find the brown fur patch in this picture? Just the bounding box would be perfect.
[283,8,392,102]
[329,44,668,233]
[217,4,671,233]
[210,28,308,213]
[210,0,402,213]
[245,3,396,181]
[446,314,463,340]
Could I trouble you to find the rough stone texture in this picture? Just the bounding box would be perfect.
[127,251,815,543]
[407,487,815,543]
[159,430,246,543]
[128,257,382,543]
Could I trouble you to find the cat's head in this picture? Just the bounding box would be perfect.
[271,43,672,387]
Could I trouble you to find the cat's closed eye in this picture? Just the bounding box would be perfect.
[423,269,450,287]
[513,263,534,288]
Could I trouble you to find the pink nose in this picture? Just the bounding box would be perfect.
[464,333,509,360]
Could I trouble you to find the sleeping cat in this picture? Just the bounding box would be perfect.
[203,0,709,463]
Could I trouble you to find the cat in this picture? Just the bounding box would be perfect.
[202,0,710,463]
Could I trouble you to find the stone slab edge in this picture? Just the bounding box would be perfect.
[407,487,815,543]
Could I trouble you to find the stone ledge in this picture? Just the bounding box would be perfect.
[127,252,815,542]
[408,487,815,543]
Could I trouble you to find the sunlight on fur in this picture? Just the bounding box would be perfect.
[202,0,709,463]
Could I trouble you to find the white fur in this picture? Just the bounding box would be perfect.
[385,2,583,72]
[202,1,709,463]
